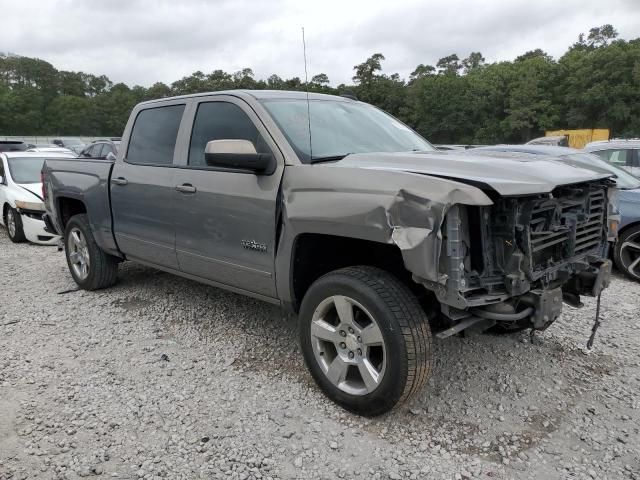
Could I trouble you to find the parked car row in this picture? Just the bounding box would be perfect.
[51,138,86,154]
[0,137,125,246]
[1,151,76,245]
[79,139,120,160]
[1,139,122,158]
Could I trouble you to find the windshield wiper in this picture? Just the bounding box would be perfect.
[309,154,351,164]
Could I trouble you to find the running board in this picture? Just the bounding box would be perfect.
[435,316,494,339]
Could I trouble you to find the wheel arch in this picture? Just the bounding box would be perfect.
[613,219,640,280]
[618,219,640,238]
[56,196,88,230]
[287,233,420,313]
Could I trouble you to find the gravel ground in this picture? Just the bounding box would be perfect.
[0,229,639,480]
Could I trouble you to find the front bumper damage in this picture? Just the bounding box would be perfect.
[18,208,60,245]
[279,165,612,333]
[524,258,611,330]
[413,179,613,336]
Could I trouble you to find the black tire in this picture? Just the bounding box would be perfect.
[299,266,432,416]
[5,206,26,243]
[64,214,118,290]
[613,225,640,281]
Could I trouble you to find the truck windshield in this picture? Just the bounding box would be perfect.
[7,158,45,184]
[260,99,435,163]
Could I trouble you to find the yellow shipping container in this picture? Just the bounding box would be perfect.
[545,129,609,149]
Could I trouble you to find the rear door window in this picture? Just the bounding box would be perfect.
[127,104,185,165]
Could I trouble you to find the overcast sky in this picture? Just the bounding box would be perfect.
[2,0,639,87]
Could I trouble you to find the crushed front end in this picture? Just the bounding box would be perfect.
[418,179,613,334]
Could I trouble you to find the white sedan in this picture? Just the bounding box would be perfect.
[0,151,76,245]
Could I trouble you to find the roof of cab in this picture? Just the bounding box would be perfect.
[137,89,355,107]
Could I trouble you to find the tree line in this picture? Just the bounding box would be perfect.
[1,24,638,144]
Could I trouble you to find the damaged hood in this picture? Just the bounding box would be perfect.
[330,152,613,196]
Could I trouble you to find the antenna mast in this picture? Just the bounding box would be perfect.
[302,27,313,159]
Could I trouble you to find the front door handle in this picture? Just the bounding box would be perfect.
[111,177,128,186]
[176,183,197,194]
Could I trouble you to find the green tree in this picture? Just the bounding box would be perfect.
[144,82,171,100]
[587,24,619,48]
[44,95,93,135]
[409,64,435,83]
[559,37,640,136]
[353,53,385,85]
[515,49,552,63]
[1,25,638,142]
[267,74,285,89]
[311,73,329,85]
[436,54,462,75]
[503,56,559,141]
[462,52,485,73]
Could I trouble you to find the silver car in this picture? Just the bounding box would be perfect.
[584,140,640,177]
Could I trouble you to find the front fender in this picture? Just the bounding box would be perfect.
[2,183,33,213]
[274,165,493,305]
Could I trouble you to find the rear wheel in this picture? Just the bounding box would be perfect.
[5,207,26,243]
[299,266,432,416]
[614,225,640,281]
[64,214,118,290]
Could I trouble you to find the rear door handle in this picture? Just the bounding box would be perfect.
[111,177,128,186]
[176,183,197,194]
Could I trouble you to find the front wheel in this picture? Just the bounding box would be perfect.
[299,266,432,416]
[6,207,26,243]
[64,214,119,290]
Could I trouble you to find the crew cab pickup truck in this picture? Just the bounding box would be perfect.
[42,90,613,416]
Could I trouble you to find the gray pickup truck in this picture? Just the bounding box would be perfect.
[42,90,613,416]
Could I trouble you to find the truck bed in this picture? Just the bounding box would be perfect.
[42,158,119,256]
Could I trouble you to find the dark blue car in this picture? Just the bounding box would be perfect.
[462,145,640,281]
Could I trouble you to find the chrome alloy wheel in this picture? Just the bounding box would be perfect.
[310,295,386,396]
[6,209,16,237]
[620,231,640,279]
[68,227,90,280]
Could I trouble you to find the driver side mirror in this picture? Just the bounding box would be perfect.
[204,140,275,175]
[106,152,117,161]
